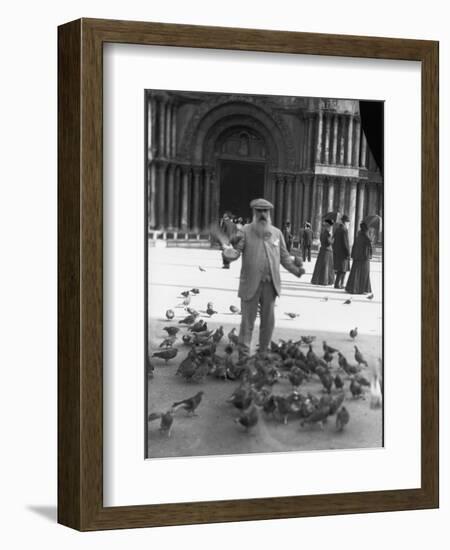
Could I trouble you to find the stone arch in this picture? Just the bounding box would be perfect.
[184,100,293,170]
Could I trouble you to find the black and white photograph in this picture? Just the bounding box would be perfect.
[145,89,384,459]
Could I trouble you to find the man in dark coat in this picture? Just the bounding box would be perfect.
[301,222,313,262]
[282,221,293,253]
[220,212,237,269]
[332,214,351,289]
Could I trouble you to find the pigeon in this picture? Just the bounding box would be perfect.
[163,326,180,337]
[159,336,176,348]
[336,406,350,431]
[179,314,196,325]
[321,296,329,302]
[285,312,300,319]
[343,297,352,305]
[301,404,331,429]
[288,366,307,387]
[172,391,204,416]
[334,374,344,390]
[189,320,207,333]
[323,341,339,354]
[185,307,199,317]
[180,290,190,298]
[229,305,241,314]
[182,333,193,345]
[367,293,374,300]
[165,309,175,320]
[224,343,234,355]
[301,335,316,345]
[180,295,191,306]
[152,347,178,363]
[323,351,334,365]
[370,367,383,409]
[354,345,368,367]
[148,409,174,436]
[350,377,364,399]
[212,326,224,344]
[198,266,206,272]
[319,372,333,394]
[228,385,253,411]
[228,328,239,346]
[329,391,346,415]
[355,373,371,387]
[190,288,200,294]
[338,352,360,376]
[176,353,198,378]
[349,327,358,340]
[206,305,218,316]
[235,405,259,431]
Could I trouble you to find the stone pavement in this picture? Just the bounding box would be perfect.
[147,244,383,458]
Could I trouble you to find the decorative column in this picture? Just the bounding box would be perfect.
[324,113,331,164]
[331,114,338,165]
[339,115,346,165]
[315,111,324,164]
[346,115,354,166]
[173,167,181,230]
[156,161,167,230]
[302,176,312,225]
[338,178,346,214]
[284,175,292,224]
[276,175,285,228]
[307,114,314,169]
[171,104,177,158]
[148,162,156,229]
[158,98,166,158]
[360,131,368,167]
[353,116,361,167]
[202,168,212,230]
[326,178,335,213]
[356,180,366,233]
[192,167,202,232]
[165,102,171,159]
[167,164,175,229]
[348,178,358,247]
[291,175,300,236]
[301,116,309,169]
[312,176,324,239]
[180,167,189,231]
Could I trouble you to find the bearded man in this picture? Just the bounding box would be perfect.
[222,198,304,354]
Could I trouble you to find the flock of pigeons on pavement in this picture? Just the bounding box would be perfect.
[147,284,383,442]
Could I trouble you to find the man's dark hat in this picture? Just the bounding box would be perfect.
[341,214,350,223]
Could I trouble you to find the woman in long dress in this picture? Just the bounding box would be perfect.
[345,222,373,294]
[311,219,335,286]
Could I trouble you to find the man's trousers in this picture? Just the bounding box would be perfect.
[238,280,276,354]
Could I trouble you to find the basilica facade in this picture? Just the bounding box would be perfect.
[146,90,383,245]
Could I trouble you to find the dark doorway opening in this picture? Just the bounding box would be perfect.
[219,160,266,221]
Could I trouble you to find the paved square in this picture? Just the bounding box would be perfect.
[147,245,382,458]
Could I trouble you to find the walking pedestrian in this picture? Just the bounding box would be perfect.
[282,220,293,253]
[302,222,313,262]
[332,214,351,289]
[345,221,373,294]
[311,218,335,286]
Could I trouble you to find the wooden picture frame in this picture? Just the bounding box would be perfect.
[58,18,439,531]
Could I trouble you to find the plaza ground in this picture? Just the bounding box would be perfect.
[147,244,383,458]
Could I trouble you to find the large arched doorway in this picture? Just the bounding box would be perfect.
[215,128,268,220]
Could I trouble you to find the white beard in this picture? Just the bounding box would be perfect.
[251,216,272,238]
